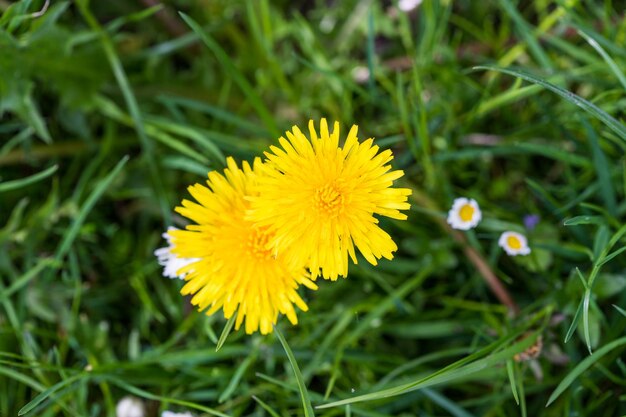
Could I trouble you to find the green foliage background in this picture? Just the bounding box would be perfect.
[1,0,625,416]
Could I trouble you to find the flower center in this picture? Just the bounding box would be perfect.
[507,235,522,250]
[314,183,344,217]
[246,227,273,260]
[459,204,475,222]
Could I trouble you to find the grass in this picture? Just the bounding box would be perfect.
[1,0,626,416]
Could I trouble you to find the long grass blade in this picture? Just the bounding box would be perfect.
[103,376,231,417]
[577,29,626,91]
[581,117,617,216]
[318,329,541,408]
[582,289,592,354]
[216,313,237,352]
[274,326,315,417]
[18,373,85,415]
[612,305,626,318]
[546,336,626,406]
[0,258,56,303]
[179,13,279,137]
[506,360,519,405]
[474,66,626,144]
[0,164,58,193]
[75,0,170,223]
[54,156,129,261]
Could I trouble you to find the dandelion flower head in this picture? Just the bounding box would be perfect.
[498,231,531,256]
[248,119,412,281]
[447,197,482,230]
[154,227,199,280]
[169,157,317,335]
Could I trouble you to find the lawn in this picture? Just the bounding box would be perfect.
[1,1,625,416]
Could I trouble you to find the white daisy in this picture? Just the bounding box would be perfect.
[116,396,145,417]
[498,231,531,256]
[154,227,199,279]
[162,412,194,417]
[447,197,482,230]
[398,0,423,12]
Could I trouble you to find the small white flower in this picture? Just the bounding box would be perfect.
[116,396,145,417]
[162,411,194,417]
[154,227,199,279]
[398,0,423,12]
[352,66,371,84]
[447,198,482,230]
[498,231,531,256]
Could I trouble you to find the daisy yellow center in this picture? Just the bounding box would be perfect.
[459,204,475,222]
[507,235,522,250]
[246,227,273,260]
[314,183,344,217]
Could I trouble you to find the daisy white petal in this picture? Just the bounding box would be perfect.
[498,231,531,256]
[447,197,482,230]
[154,227,200,279]
[116,396,145,417]
[398,0,423,12]
[162,412,194,417]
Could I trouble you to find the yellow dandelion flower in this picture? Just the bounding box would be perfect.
[248,119,412,280]
[169,157,317,335]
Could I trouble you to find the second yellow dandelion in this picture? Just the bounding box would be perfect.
[248,119,412,280]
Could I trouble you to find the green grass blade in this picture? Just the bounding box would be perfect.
[581,117,617,216]
[76,0,170,223]
[575,268,589,290]
[102,376,231,417]
[434,143,590,168]
[498,0,552,69]
[216,313,237,352]
[179,12,279,137]
[546,336,626,406]
[156,95,264,134]
[506,360,519,405]
[592,225,610,261]
[54,156,129,261]
[0,258,56,303]
[273,326,315,417]
[251,396,282,417]
[612,305,626,318]
[317,329,541,409]
[422,388,475,417]
[95,96,211,165]
[0,164,58,193]
[147,117,225,163]
[596,247,626,268]
[474,84,543,118]
[218,353,255,403]
[582,289,592,354]
[577,29,626,91]
[18,373,85,415]
[525,178,560,216]
[474,66,626,143]
[517,360,527,417]
[0,366,45,392]
[563,216,604,226]
[605,224,626,251]
[366,8,376,94]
